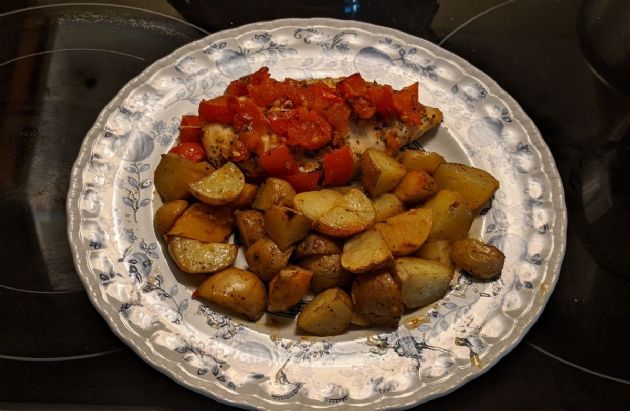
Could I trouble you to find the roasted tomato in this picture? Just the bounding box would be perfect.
[178,115,205,143]
[322,145,353,186]
[259,144,299,176]
[233,98,268,151]
[392,83,425,125]
[287,108,332,150]
[267,109,298,136]
[225,66,271,97]
[198,96,235,124]
[169,142,206,162]
[285,171,321,192]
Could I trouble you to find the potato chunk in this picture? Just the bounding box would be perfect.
[394,257,452,308]
[293,189,342,221]
[299,254,353,293]
[264,205,310,250]
[251,178,296,211]
[372,193,405,222]
[245,238,293,281]
[154,200,189,235]
[314,188,375,237]
[361,149,407,197]
[423,190,473,242]
[351,271,403,327]
[167,202,234,243]
[235,210,266,247]
[189,162,245,206]
[398,150,445,174]
[450,239,505,279]
[194,268,266,320]
[415,239,453,269]
[227,183,258,209]
[168,237,237,274]
[341,230,393,273]
[374,208,432,256]
[297,288,353,336]
[294,233,341,259]
[392,170,438,204]
[433,163,499,210]
[267,266,313,312]
[154,154,214,201]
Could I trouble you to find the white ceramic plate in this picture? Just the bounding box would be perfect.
[67,18,567,410]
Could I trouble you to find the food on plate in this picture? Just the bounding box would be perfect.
[450,239,505,279]
[394,257,453,308]
[153,68,506,335]
[297,287,353,336]
[194,268,266,320]
[168,237,237,274]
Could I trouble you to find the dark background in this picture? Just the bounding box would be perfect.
[1,0,629,410]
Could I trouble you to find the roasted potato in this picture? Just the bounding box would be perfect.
[415,239,453,269]
[372,193,405,222]
[351,311,370,327]
[168,237,237,274]
[423,190,473,242]
[235,210,266,247]
[154,154,214,201]
[351,271,403,327]
[189,162,245,206]
[361,149,407,197]
[201,123,237,168]
[341,230,393,273]
[392,170,438,204]
[167,202,234,243]
[314,188,376,237]
[294,233,341,259]
[297,288,353,336]
[194,268,266,320]
[433,163,499,210]
[398,150,445,174]
[374,208,432,256]
[251,178,296,211]
[154,200,189,235]
[227,183,258,209]
[450,239,505,279]
[264,205,310,250]
[293,189,342,221]
[394,257,452,308]
[267,265,314,312]
[245,237,293,281]
[299,254,352,293]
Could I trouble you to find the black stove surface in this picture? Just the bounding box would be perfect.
[1,1,629,410]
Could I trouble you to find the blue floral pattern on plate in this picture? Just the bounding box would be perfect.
[67,19,566,410]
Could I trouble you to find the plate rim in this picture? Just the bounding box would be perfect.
[66,17,568,410]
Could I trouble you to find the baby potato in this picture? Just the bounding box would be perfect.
[168,237,237,274]
[394,257,452,309]
[351,271,403,327]
[235,209,266,247]
[245,237,293,281]
[251,178,296,211]
[415,239,453,269]
[372,193,406,222]
[294,233,341,260]
[374,208,432,256]
[299,254,353,294]
[423,190,473,242]
[297,288,353,336]
[267,265,314,312]
[398,150,445,174]
[293,189,343,221]
[314,188,376,237]
[154,200,189,235]
[264,205,310,250]
[189,162,245,206]
[392,170,438,204]
[341,230,393,273]
[167,202,234,244]
[361,148,407,197]
[201,123,237,168]
[450,239,505,279]
[194,268,266,320]
[433,163,499,210]
[154,154,214,201]
[227,183,258,209]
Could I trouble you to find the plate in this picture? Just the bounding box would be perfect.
[67,18,567,410]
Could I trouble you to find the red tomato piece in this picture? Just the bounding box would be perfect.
[198,96,234,124]
[259,144,299,176]
[373,84,396,116]
[249,78,284,107]
[169,142,206,162]
[224,67,271,97]
[320,102,351,135]
[178,127,203,144]
[336,73,367,98]
[225,79,248,97]
[322,146,353,186]
[392,83,424,125]
[233,98,268,151]
[287,108,332,150]
[230,139,250,162]
[180,115,205,127]
[285,171,321,193]
[248,66,271,85]
[267,109,298,136]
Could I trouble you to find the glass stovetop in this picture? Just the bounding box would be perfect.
[1,1,629,409]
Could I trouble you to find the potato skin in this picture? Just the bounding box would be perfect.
[297,288,353,336]
[361,149,407,197]
[341,230,393,273]
[372,193,405,222]
[194,268,266,320]
[251,178,296,211]
[299,254,353,293]
[392,170,438,204]
[154,200,189,235]
[167,202,234,243]
[450,239,505,279]
[294,233,341,260]
[398,150,445,174]
[188,162,245,206]
[154,154,214,201]
[245,237,293,281]
[267,266,313,312]
[264,205,310,250]
[433,163,499,210]
[423,190,473,242]
[374,208,432,256]
[228,183,258,209]
[394,257,452,308]
[168,237,237,274]
[235,209,267,247]
[351,271,403,327]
